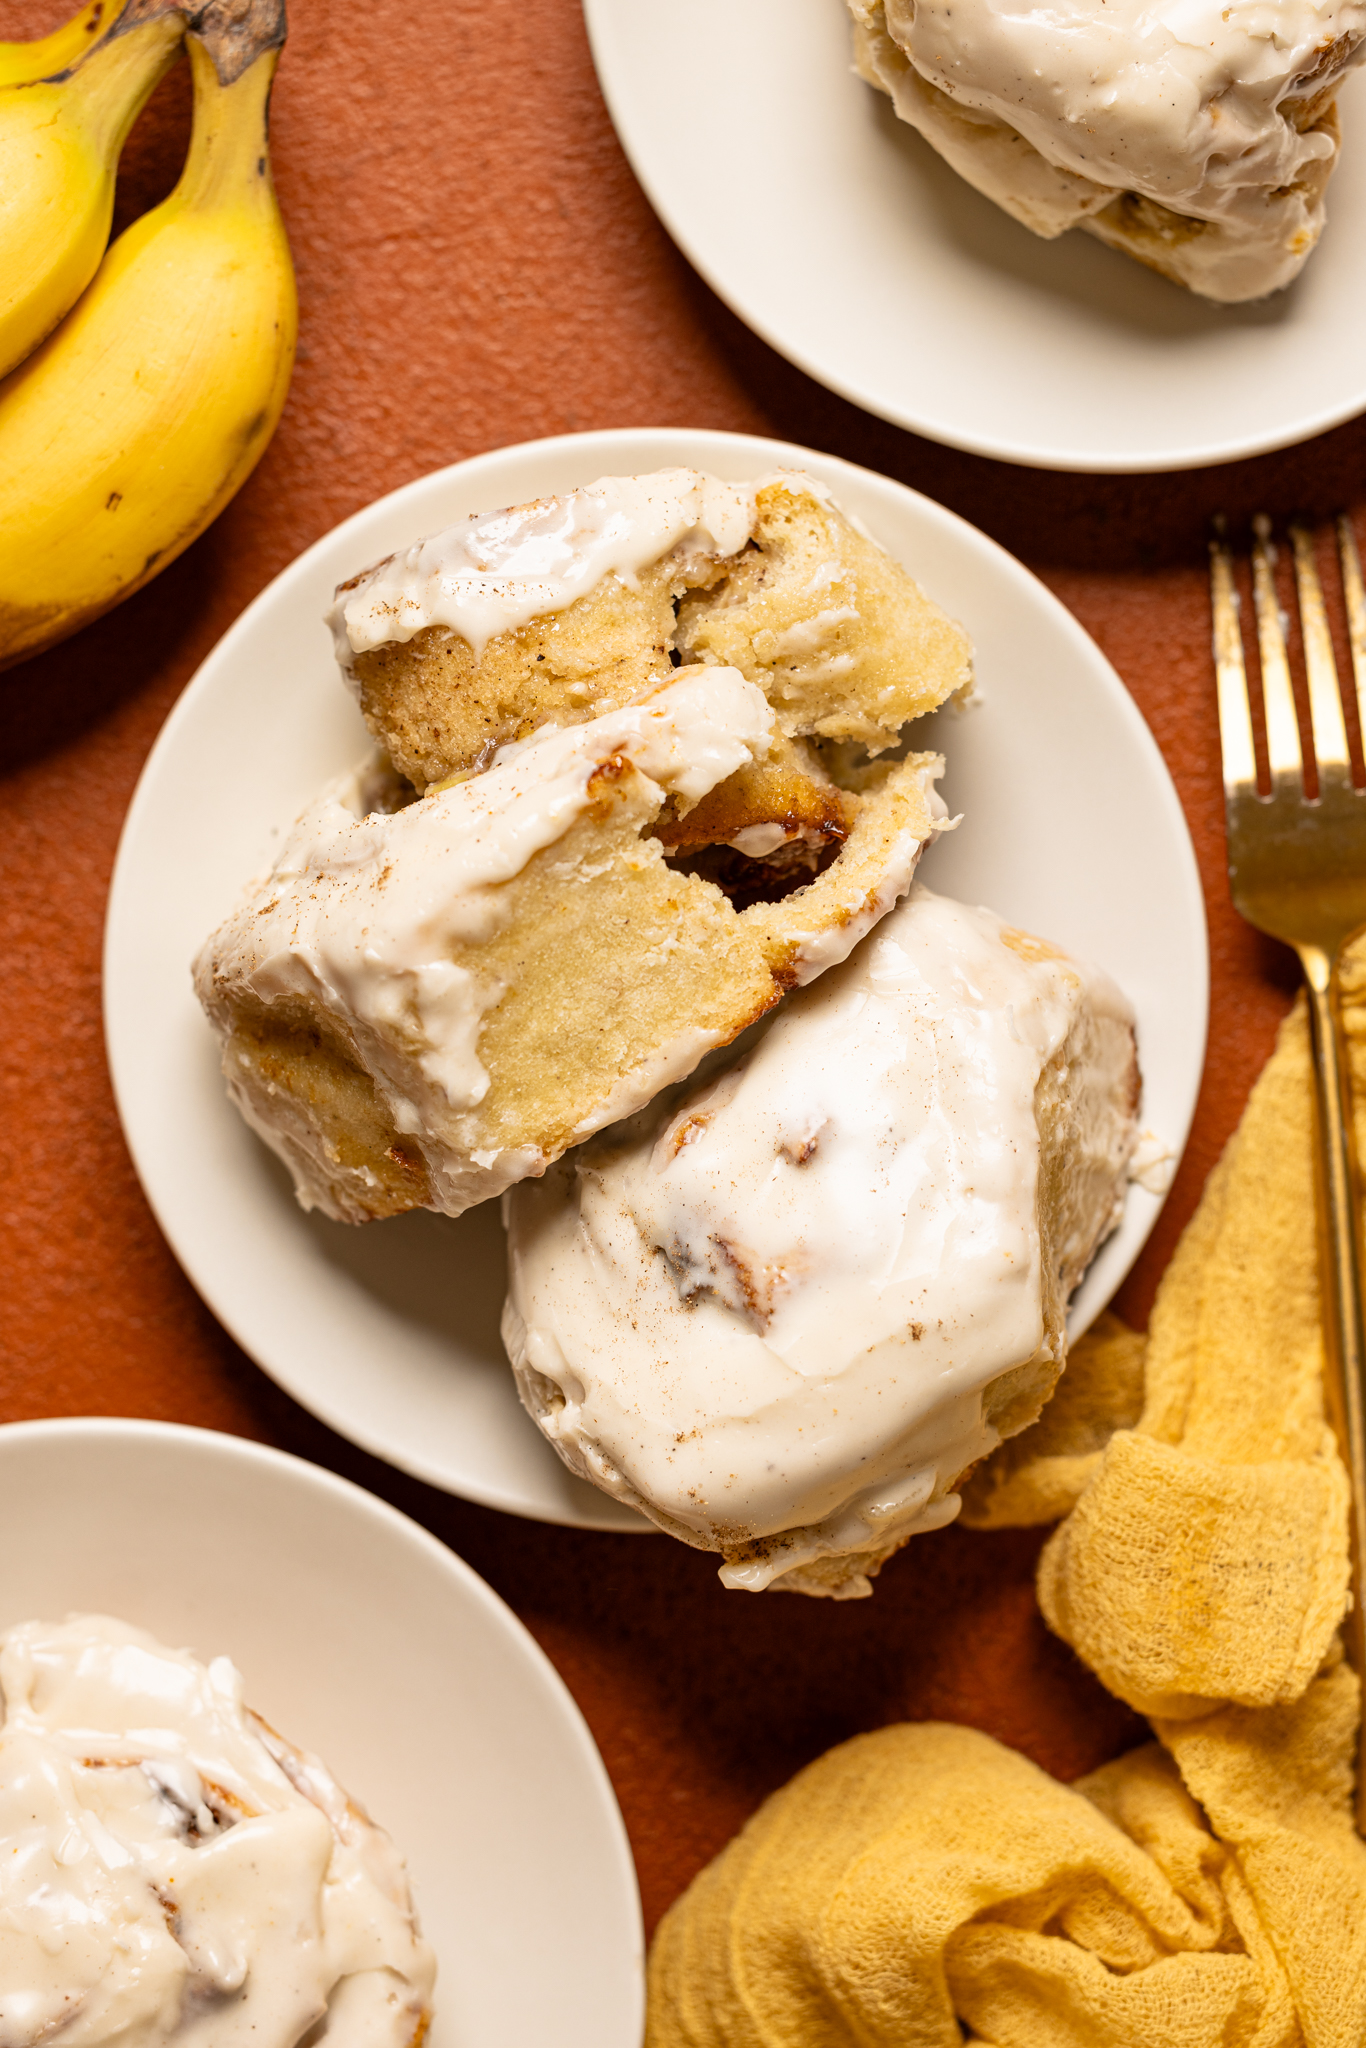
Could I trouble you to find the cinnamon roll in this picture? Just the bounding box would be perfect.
[196,466,970,1224]
[0,1614,435,2045]
[194,669,946,1222]
[848,0,1365,300]
[503,886,1140,1597]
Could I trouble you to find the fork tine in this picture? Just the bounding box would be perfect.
[1338,515,1366,765]
[1213,509,1366,1846]
[1251,516,1302,789]
[1290,522,1351,781]
[1210,531,1257,791]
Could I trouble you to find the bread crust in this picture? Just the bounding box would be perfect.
[347,477,971,789]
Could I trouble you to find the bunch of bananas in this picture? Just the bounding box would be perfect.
[0,0,296,669]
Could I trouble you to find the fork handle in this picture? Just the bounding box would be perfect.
[1303,945,1366,1831]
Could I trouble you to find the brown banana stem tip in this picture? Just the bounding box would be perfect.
[188,0,287,85]
[94,0,286,82]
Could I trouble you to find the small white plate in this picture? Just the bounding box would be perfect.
[0,1417,643,2048]
[104,426,1208,1525]
[584,0,1366,472]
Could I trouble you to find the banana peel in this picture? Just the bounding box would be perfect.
[0,1,187,379]
[0,0,112,89]
[0,0,296,670]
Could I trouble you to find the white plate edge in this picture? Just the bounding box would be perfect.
[0,1412,647,2035]
[581,0,1366,473]
[103,425,1210,1508]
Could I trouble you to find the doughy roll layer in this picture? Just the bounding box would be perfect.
[195,668,943,1222]
[328,467,972,790]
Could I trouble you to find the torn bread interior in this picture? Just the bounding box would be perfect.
[195,668,947,1222]
[197,466,970,1223]
[327,466,972,789]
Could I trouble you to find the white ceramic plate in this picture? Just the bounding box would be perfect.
[104,426,1208,1525]
[584,0,1366,472]
[0,1417,643,2048]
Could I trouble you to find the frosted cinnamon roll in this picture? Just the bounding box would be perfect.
[328,467,971,790]
[503,887,1140,1598]
[848,0,1365,300]
[194,668,947,1222]
[0,1614,435,2045]
[197,465,969,1223]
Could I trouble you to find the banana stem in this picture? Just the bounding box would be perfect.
[173,31,280,211]
[189,0,286,87]
[61,5,185,157]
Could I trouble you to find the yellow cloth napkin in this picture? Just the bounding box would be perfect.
[646,994,1366,2048]
[967,997,1350,1719]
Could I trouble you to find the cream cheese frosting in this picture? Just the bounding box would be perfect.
[325,467,876,674]
[194,666,776,1215]
[850,0,1366,297]
[328,468,759,669]
[0,1615,434,2047]
[503,887,1138,1597]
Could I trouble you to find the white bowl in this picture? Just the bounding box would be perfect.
[0,1418,643,2048]
[104,426,1208,1525]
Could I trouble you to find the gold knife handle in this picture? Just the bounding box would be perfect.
[1303,943,1366,1831]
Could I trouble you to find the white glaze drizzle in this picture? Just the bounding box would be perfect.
[328,468,758,668]
[0,1616,434,2046]
[1130,1124,1178,1192]
[195,668,774,1213]
[326,467,875,670]
[503,887,1137,1593]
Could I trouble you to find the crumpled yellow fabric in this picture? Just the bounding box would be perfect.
[958,1310,1147,1531]
[646,991,1366,2048]
[974,999,1351,1719]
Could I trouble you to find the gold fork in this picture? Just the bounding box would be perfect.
[1211,514,1366,1829]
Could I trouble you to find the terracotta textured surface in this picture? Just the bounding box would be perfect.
[0,0,1353,1941]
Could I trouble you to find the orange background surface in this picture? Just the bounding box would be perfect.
[0,0,1357,1939]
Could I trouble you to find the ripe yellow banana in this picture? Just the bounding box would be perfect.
[0,0,185,379]
[0,6,296,670]
[0,0,111,88]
